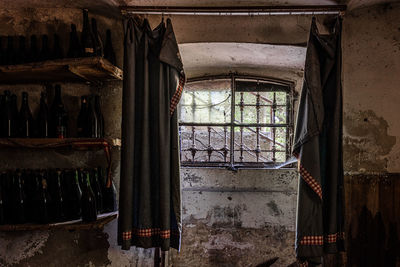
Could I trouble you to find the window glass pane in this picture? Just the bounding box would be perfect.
[274,106,287,124]
[275,92,287,105]
[180,125,231,163]
[179,79,231,123]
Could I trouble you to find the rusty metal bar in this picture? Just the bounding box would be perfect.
[121,5,346,16]
[207,126,212,161]
[239,92,244,162]
[255,92,261,162]
[190,126,197,161]
[272,92,277,162]
[229,74,236,168]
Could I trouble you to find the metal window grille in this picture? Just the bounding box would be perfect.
[178,75,295,169]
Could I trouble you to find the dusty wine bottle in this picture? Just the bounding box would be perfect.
[28,35,39,63]
[99,167,117,213]
[94,95,104,137]
[1,90,14,137]
[16,36,27,64]
[10,94,19,137]
[87,95,99,138]
[50,85,68,138]
[81,170,97,222]
[67,24,82,58]
[6,36,15,65]
[52,34,64,60]
[0,173,5,225]
[0,36,4,65]
[50,170,66,222]
[104,29,116,65]
[12,171,26,224]
[37,92,49,138]
[66,170,82,220]
[90,168,103,214]
[81,9,95,57]
[19,92,34,138]
[37,171,51,224]
[77,95,88,137]
[39,35,51,61]
[91,18,103,57]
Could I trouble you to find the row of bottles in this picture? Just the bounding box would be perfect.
[0,9,116,66]
[0,167,117,225]
[0,85,105,138]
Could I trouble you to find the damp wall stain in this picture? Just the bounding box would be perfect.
[343,109,396,172]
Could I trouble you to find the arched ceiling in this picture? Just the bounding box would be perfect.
[179,43,306,90]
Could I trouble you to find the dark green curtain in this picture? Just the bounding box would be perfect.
[292,17,345,266]
[118,17,185,251]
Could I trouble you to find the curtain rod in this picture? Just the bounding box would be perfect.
[120,5,346,16]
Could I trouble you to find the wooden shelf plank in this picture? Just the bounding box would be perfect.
[0,212,118,231]
[0,57,123,84]
[0,138,121,149]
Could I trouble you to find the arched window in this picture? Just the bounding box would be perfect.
[178,75,295,168]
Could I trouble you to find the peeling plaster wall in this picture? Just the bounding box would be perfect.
[170,168,298,267]
[343,3,400,173]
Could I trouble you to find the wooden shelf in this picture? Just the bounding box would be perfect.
[0,57,123,84]
[0,138,121,150]
[0,211,118,231]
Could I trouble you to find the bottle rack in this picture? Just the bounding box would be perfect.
[0,57,123,231]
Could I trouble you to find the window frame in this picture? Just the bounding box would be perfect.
[178,74,295,169]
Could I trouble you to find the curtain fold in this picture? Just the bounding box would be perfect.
[118,17,185,251]
[293,17,345,266]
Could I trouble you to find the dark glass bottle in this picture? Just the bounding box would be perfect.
[50,170,66,222]
[2,171,13,224]
[12,171,26,224]
[99,167,117,213]
[66,170,82,220]
[50,85,68,138]
[90,168,103,214]
[94,95,104,137]
[1,90,15,137]
[81,9,95,57]
[0,36,4,65]
[81,170,97,222]
[67,24,82,58]
[37,92,49,138]
[36,170,51,223]
[28,35,39,63]
[15,36,27,64]
[39,35,51,61]
[87,95,98,138]
[19,92,34,138]
[5,36,15,65]
[0,173,5,225]
[104,29,116,66]
[77,96,88,137]
[10,94,19,136]
[91,18,103,57]
[22,170,35,222]
[52,34,64,60]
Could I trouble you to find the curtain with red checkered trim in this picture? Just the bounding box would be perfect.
[118,17,185,251]
[292,17,345,266]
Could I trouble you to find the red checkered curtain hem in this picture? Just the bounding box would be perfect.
[292,17,345,265]
[118,17,185,251]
